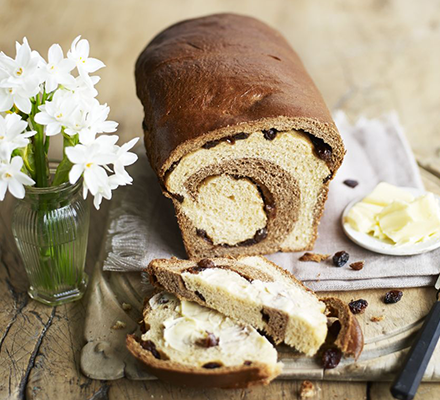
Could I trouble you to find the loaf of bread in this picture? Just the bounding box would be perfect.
[126,292,282,388]
[136,13,345,258]
[147,256,330,356]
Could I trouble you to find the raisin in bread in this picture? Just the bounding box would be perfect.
[126,292,282,388]
[147,256,328,356]
[135,14,345,258]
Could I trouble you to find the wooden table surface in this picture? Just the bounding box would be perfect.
[1,0,440,399]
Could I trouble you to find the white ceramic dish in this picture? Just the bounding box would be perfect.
[342,187,440,256]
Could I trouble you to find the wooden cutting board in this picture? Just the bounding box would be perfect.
[80,172,440,382]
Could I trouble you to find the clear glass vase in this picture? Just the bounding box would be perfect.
[11,178,90,306]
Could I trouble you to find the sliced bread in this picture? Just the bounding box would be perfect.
[126,292,282,388]
[147,256,328,356]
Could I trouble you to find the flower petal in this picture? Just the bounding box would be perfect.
[65,145,86,164]
[46,122,61,136]
[15,170,35,186]
[7,178,25,199]
[34,111,54,125]
[84,58,105,73]
[0,92,14,112]
[0,181,7,201]
[14,95,31,114]
[48,43,63,64]
[69,164,84,184]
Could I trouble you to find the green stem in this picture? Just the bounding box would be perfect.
[30,95,48,187]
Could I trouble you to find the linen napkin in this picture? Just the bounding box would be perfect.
[103,112,440,291]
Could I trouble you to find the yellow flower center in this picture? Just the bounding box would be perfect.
[5,172,12,178]
[0,135,4,140]
[86,162,93,168]
[8,88,13,94]
[56,113,63,119]
[16,67,23,76]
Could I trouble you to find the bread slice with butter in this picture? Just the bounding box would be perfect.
[126,292,282,388]
[147,255,329,356]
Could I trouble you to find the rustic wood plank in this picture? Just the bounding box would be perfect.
[107,379,367,400]
[371,382,440,400]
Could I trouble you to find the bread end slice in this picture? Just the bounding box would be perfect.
[126,292,282,388]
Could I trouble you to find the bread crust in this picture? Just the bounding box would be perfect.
[136,13,345,179]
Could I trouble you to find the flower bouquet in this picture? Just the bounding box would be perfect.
[0,36,138,305]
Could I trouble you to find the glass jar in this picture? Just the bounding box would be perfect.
[11,178,89,306]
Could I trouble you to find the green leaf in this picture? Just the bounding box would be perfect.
[22,143,36,179]
[52,156,72,186]
[52,133,79,186]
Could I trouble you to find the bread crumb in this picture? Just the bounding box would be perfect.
[299,380,315,398]
[299,252,330,263]
[122,302,132,311]
[111,320,127,330]
[370,315,385,322]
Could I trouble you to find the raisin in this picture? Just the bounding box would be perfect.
[343,179,359,188]
[157,295,169,305]
[348,299,368,314]
[142,340,161,359]
[308,135,333,162]
[202,140,220,149]
[350,261,364,271]
[262,128,278,140]
[322,348,342,370]
[233,132,249,141]
[196,332,219,348]
[244,361,252,366]
[203,362,222,369]
[186,259,213,274]
[254,227,268,242]
[196,229,213,244]
[264,203,276,217]
[197,258,215,269]
[332,251,349,267]
[195,291,206,302]
[384,290,403,304]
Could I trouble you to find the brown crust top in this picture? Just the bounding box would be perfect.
[135,13,344,179]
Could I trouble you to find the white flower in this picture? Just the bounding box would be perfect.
[40,44,76,93]
[34,90,80,136]
[113,137,138,184]
[86,174,119,210]
[70,103,118,144]
[0,156,35,200]
[0,38,43,114]
[65,135,117,187]
[0,113,35,162]
[63,75,100,109]
[67,36,105,85]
